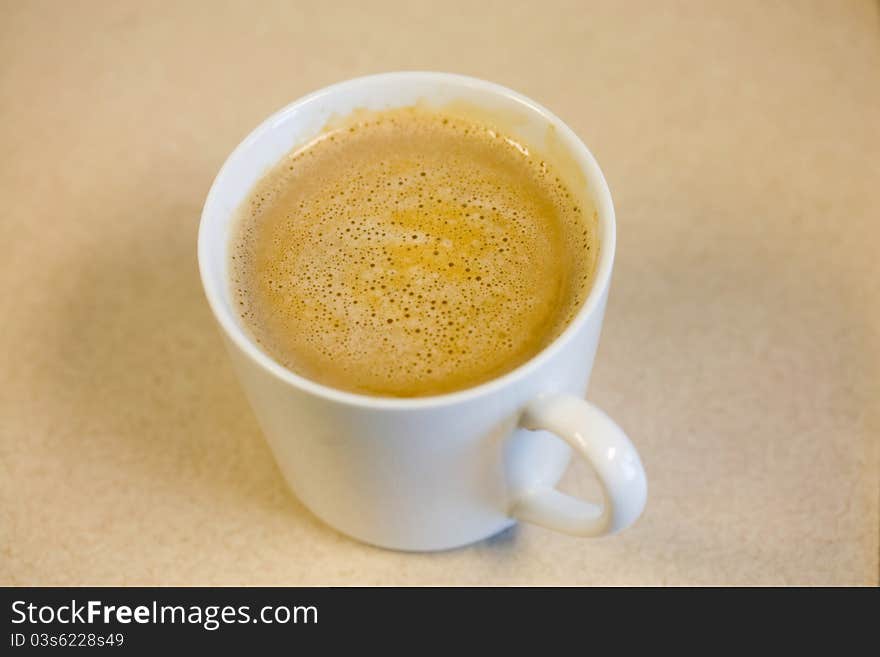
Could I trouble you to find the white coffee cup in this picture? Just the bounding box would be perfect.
[198,72,647,551]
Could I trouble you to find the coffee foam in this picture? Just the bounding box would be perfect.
[230,108,598,397]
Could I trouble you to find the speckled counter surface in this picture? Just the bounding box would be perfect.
[1,0,877,585]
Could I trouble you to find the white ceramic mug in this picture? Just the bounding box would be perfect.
[199,72,647,551]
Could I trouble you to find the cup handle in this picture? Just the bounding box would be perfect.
[510,394,647,536]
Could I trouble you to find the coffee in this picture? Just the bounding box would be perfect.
[230,108,598,397]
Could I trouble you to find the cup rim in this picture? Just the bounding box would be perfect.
[198,71,615,410]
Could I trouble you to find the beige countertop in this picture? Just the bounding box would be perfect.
[1,0,878,585]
